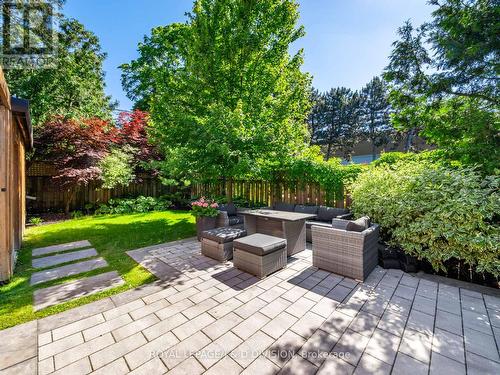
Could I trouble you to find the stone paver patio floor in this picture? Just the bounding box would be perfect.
[1,238,499,375]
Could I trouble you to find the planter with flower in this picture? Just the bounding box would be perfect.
[191,197,220,240]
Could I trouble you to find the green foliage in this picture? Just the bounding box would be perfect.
[261,146,364,202]
[351,160,500,276]
[371,150,462,169]
[95,196,172,215]
[310,76,393,161]
[29,217,43,226]
[384,0,499,174]
[122,0,312,187]
[71,211,83,219]
[5,18,114,128]
[99,147,136,189]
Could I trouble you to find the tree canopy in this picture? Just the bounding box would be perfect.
[5,18,114,127]
[121,0,312,190]
[384,0,500,174]
[308,77,393,161]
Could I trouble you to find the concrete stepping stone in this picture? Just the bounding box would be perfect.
[32,240,92,257]
[33,271,125,311]
[30,258,108,286]
[32,248,98,269]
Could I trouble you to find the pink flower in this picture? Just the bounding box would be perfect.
[203,203,208,207]
[210,203,218,208]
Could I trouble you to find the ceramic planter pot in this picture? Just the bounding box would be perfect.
[196,216,217,241]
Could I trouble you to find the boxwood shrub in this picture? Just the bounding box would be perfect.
[350,160,500,277]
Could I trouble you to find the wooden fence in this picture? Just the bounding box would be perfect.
[192,180,349,208]
[27,163,350,213]
[27,163,177,213]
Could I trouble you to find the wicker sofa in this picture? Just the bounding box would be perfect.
[216,203,245,228]
[311,218,379,281]
[266,203,353,242]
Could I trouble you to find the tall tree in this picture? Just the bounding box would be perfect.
[312,88,362,160]
[359,76,392,161]
[308,88,325,144]
[5,18,114,128]
[384,0,500,173]
[123,0,312,199]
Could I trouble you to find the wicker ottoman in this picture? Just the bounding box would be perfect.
[233,233,287,279]
[201,227,247,262]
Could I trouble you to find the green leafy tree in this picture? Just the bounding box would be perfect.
[5,18,114,128]
[359,77,392,161]
[384,0,500,174]
[123,0,312,199]
[99,147,136,189]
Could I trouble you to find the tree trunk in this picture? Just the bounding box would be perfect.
[371,142,377,162]
[227,177,233,203]
[326,143,332,160]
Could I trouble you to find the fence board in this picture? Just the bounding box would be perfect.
[191,179,348,208]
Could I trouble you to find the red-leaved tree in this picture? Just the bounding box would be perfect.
[117,110,160,167]
[34,117,118,213]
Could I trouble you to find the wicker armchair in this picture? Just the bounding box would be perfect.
[311,223,379,281]
[215,203,245,227]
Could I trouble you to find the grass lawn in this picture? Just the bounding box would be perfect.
[0,210,195,331]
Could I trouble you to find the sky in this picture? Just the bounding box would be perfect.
[64,0,434,111]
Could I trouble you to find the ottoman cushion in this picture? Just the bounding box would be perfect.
[234,233,286,256]
[202,227,247,243]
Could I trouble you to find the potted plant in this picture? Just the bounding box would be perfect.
[191,197,219,240]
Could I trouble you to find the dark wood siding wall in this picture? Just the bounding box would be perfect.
[0,68,29,281]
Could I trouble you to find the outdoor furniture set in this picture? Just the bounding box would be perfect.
[200,202,379,281]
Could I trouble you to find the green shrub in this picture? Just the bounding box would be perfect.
[71,211,83,219]
[351,160,500,276]
[29,217,43,226]
[95,196,173,215]
[99,147,136,189]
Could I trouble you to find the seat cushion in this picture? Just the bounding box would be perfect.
[346,216,371,232]
[219,203,237,216]
[294,205,319,215]
[306,220,332,229]
[331,218,350,230]
[234,233,286,256]
[202,227,247,243]
[317,206,350,221]
[228,216,244,226]
[274,202,296,212]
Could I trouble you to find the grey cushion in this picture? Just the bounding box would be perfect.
[294,205,319,215]
[274,202,296,212]
[346,216,371,232]
[219,203,237,216]
[306,220,332,229]
[234,233,286,256]
[331,218,350,230]
[228,216,243,226]
[202,227,247,243]
[317,206,350,222]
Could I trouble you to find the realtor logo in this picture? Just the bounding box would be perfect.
[0,0,59,69]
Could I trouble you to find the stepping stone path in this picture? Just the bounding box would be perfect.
[32,248,98,269]
[30,241,124,310]
[32,240,92,257]
[33,271,124,311]
[30,258,108,286]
